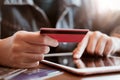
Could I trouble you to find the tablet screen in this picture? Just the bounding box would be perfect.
[44,53,120,69]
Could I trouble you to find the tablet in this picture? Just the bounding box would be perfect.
[41,52,120,75]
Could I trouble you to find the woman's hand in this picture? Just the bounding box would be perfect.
[73,31,120,58]
[0,31,58,68]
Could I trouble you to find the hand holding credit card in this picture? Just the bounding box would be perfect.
[40,28,89,42]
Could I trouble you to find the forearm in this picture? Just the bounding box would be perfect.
[0,38,11,64]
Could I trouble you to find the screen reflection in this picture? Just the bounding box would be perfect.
[45,56,120,69]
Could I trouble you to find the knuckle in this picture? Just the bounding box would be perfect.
[34,55,43,61]
[42,46,50,53]
[38,55,44,61]
[95,49,101,55]
[40,36,47,44]
[107,39,113,47]
[104,49,111,56]
[101,35,106,40]
[37,54,44,61]
[99,35,107,42]
[102,34,108,40]
[108,38,113,44]
[87,47,94,54]
[11,44,20,52]
[13,31,26,40]
[94,31,101,34]
[31,62,40,68]
[93,31,101,39]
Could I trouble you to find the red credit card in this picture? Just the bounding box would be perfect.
[40,28,89,42]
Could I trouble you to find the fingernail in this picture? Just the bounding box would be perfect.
[53,40,59,47]
[73,53,80,59]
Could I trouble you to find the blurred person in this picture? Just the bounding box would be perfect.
[0,0,120,68]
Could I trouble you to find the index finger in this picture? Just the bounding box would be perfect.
[73,31,91,58]
[18,31,59,47]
